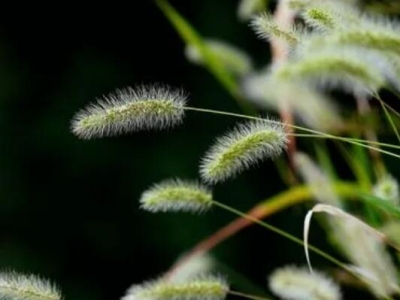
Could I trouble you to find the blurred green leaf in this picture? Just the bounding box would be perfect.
[359,192,400,219]
[155,0,251,111]
[364,0,400,14]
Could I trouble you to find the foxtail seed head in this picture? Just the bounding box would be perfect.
[71,85,187,139]
[0,271,61,300]
[168,253,215,284]
[242,74,342,131]
[140,179,213,213]
[122,274,228,300]
[200,119,288,184]
[306,204,399,297]
[250,13,301,46]
[269,266,342,300]
[302,7,336,31]
[273,48,387,95]
[297,0,360,31]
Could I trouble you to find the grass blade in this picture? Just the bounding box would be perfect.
[155,0,250,110]
[359,192,400,219]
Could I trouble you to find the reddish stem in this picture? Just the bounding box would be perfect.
[166,205,267,279]
[271,1,297,178]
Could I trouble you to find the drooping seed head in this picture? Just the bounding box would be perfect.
[296,14,400,58]
[306,204,399,297]
[71,85,187,139]
[268,266,342,300]
[273,48,388,95]
[122,274,228,300]
[334,217,399,297]
[200,119,288,184]
[0,271,61,300]
[242,74,342,131]
[289,0,359,12]
[336,17,400,56]
[140,179,213,213]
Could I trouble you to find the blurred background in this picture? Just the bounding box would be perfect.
[0,1,399,299]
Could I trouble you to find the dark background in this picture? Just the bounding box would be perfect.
[0,1,397,299]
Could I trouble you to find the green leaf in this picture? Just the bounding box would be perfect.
[336,142,371,190]
[314,141,337,181]
[359,192,400,219]
[155,0,251,111]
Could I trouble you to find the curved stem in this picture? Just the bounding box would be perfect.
[212,201,350,271]
[168,182,359,274]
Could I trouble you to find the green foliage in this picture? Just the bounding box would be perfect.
[8,0,400,299]
[69,0,400,298]
[359,192,400,219]
[155,0,241,103]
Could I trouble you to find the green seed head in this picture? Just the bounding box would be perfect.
[140,179,213,213]
[200,119,288,184]
[269,266,342,300]
[71,85,187,139]
[0,271,61,300]
[122,274,228,300]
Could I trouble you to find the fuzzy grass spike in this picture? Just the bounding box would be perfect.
[200,119,288,184]
[0,271,61,300]
[121,274,228,300]
[71,85,186,139]
[140,179,213,213]
[269,266,342,300]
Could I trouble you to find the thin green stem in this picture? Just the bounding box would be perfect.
[185,107,400,158]
[212,200,351,272]
[386,86,400,101]
[380,95,400,121]
[228,290,271,300]
[293,133,400,150]
[184,107,261,121]
[375,94,400,144]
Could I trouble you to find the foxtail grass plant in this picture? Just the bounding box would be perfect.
[66,0,400,299]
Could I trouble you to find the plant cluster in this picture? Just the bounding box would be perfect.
[4,0,400,299]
